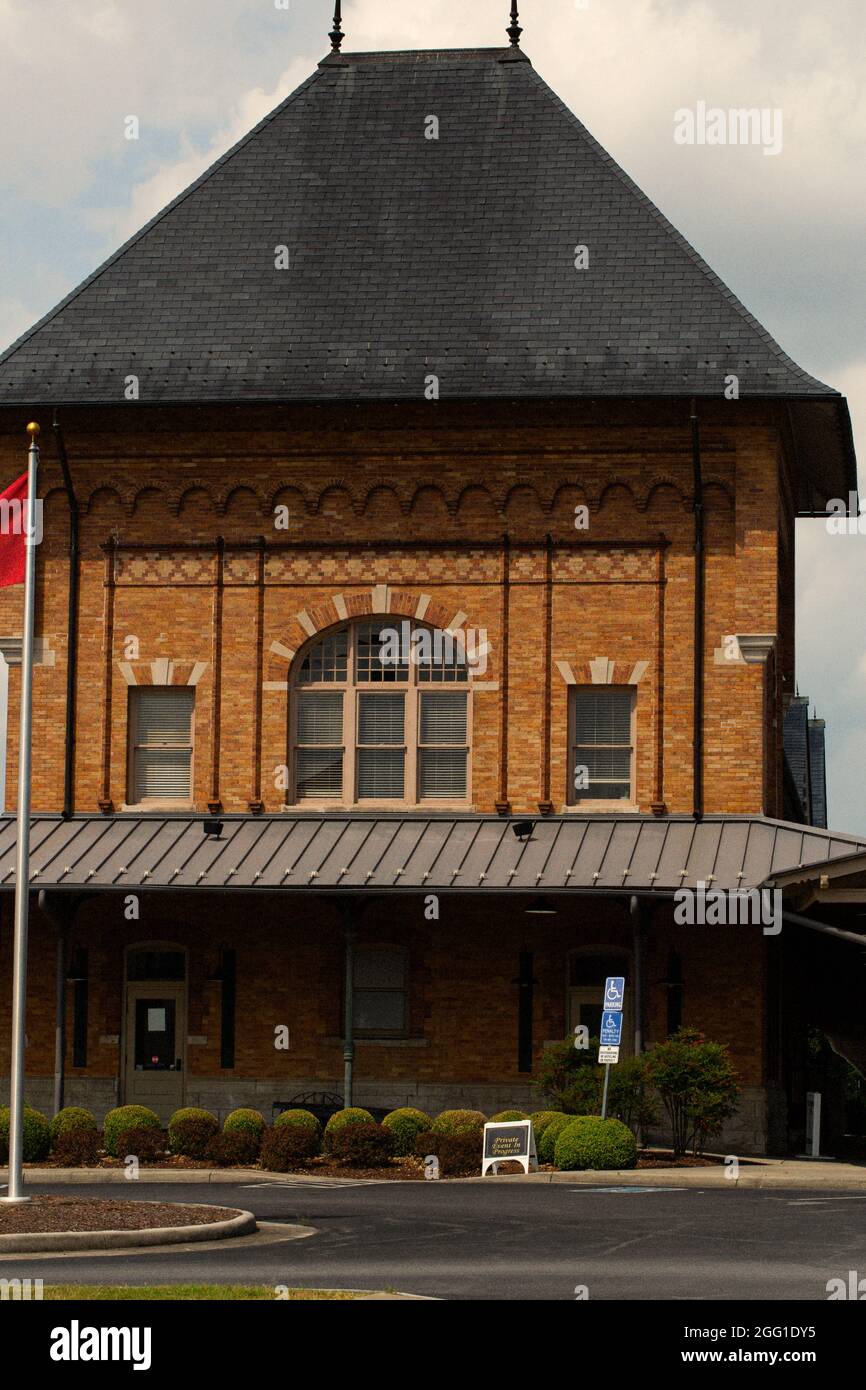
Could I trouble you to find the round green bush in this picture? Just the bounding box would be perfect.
[0,1105,51,1162]
[167,1107,219,1157]
[537,1112,571,1163]
[273,1108,322,1148]
[530,1110,563,1144]
[223,1108,265,1141]
[103,1105,161,1157]
[553,1116,638,1172]
[323,1107,375,1151]
[381,1107,432,1156]
[50,1106,97,1148]
[490,1110,529,1122]
[431,1109,487,1136]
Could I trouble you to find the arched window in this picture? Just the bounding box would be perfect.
[290,619,471,805]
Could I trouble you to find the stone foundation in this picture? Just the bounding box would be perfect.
[3,1075,783,1156]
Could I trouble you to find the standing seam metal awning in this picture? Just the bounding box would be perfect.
[0,814,864,894]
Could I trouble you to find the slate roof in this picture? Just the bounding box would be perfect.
[4,813,865,896]
[0,46,855,503]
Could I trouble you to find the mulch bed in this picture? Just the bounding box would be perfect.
[0,1196,238,1235]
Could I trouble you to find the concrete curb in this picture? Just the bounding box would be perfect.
[0,1204,256,1253]
[463,1165,866,1189]
[5,1161,866,1191]
[2,1168,271,1185]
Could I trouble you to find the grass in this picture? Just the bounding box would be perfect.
[43,1284,358,1301]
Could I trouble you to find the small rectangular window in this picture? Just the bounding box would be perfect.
[129,688,194,804]
[353,948,407,1035]
[569,687,634,804]
[357,693,405,799]
[418,691,468,798]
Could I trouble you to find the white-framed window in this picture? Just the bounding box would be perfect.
[291,620,471,806]
[568,686,635,806]
[128,687,194,805]
[353,947,408,1036]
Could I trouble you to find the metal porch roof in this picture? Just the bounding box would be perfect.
[0,814,863,895]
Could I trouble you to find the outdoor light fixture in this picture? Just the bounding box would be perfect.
[511,820,534,841]
[524,897,557,915]
[203,819,224,838]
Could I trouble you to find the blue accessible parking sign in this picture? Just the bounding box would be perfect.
[604,976,625,1011]
[600,1012,624,1047]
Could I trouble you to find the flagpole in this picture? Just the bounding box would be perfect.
[1,422,39,1204]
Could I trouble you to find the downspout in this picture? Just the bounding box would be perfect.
[690,399,704,820]
[52,412,79,820]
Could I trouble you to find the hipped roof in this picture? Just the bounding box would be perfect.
[0,47,855,507]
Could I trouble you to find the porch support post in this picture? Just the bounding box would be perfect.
[342,917,356,1109]
[38,890,80,1117]
[54,921,68,1115]
[631,894,644,1056]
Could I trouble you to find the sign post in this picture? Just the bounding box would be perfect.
[599,976,625,1121]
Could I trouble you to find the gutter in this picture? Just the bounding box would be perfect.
[782,908,866,948]
[52,411,79,819]
[691,399,704,819]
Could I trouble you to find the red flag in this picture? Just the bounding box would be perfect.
[0,472,27,587]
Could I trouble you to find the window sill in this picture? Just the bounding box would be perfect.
[120,801,194,812]
[560,803,640,814]
[282,802,474,813]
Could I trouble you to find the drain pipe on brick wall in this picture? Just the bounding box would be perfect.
[52,411,79,820]
[691,398,704,820]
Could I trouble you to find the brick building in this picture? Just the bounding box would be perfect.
[0,29,862,1153]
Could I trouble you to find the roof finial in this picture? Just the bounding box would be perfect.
[330,1,343,52]
[507,1,522,47]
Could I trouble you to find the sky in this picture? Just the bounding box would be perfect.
[0,0,863,829]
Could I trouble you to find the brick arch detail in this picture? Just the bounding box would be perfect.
[117,658,208,687]
[265,587,484,686]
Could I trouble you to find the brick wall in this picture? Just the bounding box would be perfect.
[0,399,790,817]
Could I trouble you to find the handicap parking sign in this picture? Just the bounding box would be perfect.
[600,1012,623,1047]
[604,976,625,1011]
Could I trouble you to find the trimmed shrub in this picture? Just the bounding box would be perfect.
[204,1130,260,1167]
[490,1110,529,1122]
[116,1126,166,1163]
[430,1109,487,1136]
[529,1110,563,1145]
[323,1107,375,1152]
[167,1109,219,1158]
[330,1122,395,1168]
[0,1105,51,1163]
[537,1112,572,1164]
[273,1108,322,1154]
[223,1109,266,1148]
[414,1129,482,1177]
[553,1116,637,1172]
[381,1107,432,1156]
[261,1125,317,1172]
[50,1106,97,1148]
[644,1028,740,1155]
[53,1128,100,1166]
[103,1105,161,1157]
